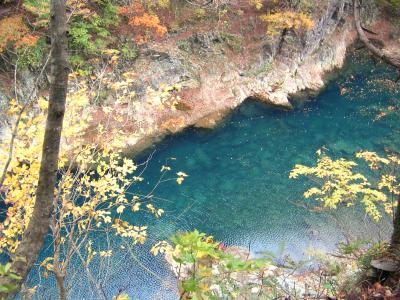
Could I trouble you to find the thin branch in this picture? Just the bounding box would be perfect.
[0,51,52,189]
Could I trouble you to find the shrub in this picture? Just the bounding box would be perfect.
[117,1,167,44]
[15,37,46,69]
[121,42,139,61]
[0,15,29,53]
[67,0,119,70]
[260,11,315,35]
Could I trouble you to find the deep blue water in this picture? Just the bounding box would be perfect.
[29,53,400,299]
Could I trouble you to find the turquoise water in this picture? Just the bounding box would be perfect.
[30,54,400,299]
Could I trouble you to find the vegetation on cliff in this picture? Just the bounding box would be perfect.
[0,0,399,299]
[0,0,318,73]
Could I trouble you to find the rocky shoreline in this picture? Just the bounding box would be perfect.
[164,244,357,299]
[0,0,382,156]
[95,0,362,155]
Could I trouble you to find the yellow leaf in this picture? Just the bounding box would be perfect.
[131,202,141,212]
[113,294,130,300]
[161,165,171,172]
[37,97,48,110]
[99,250,113,257]
[116,205,125,214]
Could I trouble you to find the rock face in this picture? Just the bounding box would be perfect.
[371,258,399,272]
[99,0,360,154]
[133,1,355,108]
[0,1,378,154]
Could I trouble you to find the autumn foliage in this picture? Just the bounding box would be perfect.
[117,1,167,44]
[0,15,39,53]
[261,11,314,35]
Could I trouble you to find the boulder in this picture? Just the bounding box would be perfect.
[371,258,399,272]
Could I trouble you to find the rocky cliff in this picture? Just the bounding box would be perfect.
[0,0,381,154]
[99,0,360,154]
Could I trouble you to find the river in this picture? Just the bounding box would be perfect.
[28,52,400,299]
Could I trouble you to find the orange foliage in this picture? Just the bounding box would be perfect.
[117,1,167,44]
[14,34,40,49]
[0,15,40,53]
[129,14,167,36]
[118,2,144,15]
[0,15,30,52]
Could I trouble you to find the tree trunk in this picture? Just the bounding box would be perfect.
[353,0,400,72]
[0,0,69,298]
[55,273,67,300]
[390,195,400,252]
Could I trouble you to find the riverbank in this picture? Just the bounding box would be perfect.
[92,0,360,155]
[1,2,399,158]
[86,1,400,157]
[0,0,375,155]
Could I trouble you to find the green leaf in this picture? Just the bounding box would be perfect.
[172,255,183,264]
[182,278,198,292]
[0,284,18,293]
[8,273,22,280]
[4,263,11,273]
[323,281,334,291]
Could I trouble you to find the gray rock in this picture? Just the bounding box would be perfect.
[371,258,399,272]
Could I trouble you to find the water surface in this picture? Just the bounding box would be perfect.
[32,53,400,299]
